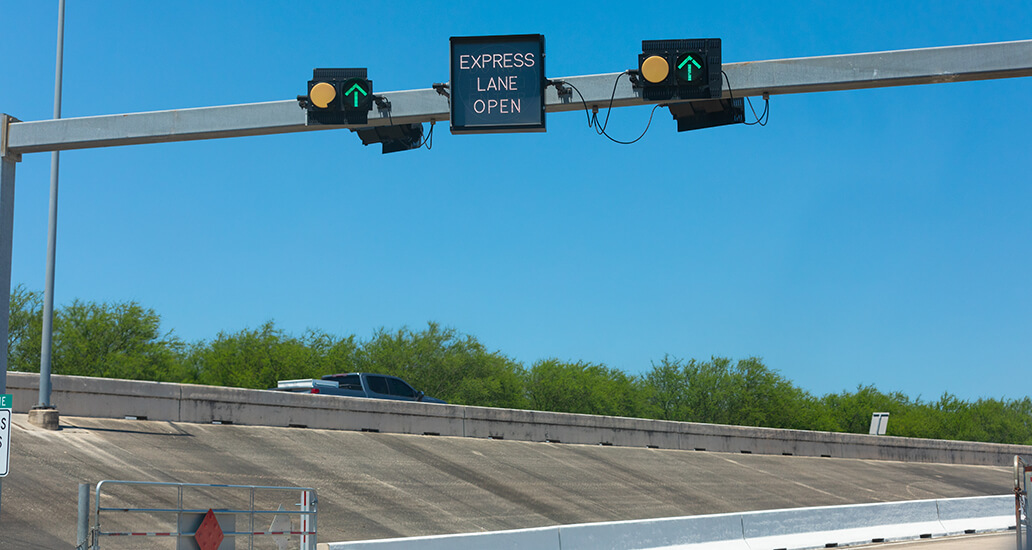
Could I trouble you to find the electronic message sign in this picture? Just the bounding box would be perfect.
[450,34,546,134]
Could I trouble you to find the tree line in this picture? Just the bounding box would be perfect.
[7,286,1032,445]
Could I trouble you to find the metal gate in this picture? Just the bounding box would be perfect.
[90,480,316,549]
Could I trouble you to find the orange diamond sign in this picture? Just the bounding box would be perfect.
[195,508,224,550]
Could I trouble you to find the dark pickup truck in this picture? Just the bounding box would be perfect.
[274,373,447,404]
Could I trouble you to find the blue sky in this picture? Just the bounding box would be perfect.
[1,1,1029,400]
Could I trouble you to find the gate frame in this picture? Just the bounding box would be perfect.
[90,480,317,550]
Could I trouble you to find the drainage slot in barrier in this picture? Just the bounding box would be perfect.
[361,428,380,433]
[288,424,307,429]
[125,415,147,421]
[423,432,440,436]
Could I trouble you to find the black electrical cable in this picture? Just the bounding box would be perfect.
[596,104,662,144]
[744,96,769,126]
[551,79,595,128]
[418,120,434,150]
[552,72,659,144]
[722,70,769,126]
[592,70,629,135]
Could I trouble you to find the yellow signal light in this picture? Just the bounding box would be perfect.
[310,82,337,109]
[641,55,670,84]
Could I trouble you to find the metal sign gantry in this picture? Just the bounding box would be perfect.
[4,40,1031,153]
[1,38,1031,388]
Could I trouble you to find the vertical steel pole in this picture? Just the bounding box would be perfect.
[0,114,19,524]
[77,482,90,549]
[39,0,66,408]
[301,490,316,550]
[93,482,101,550]
[1018,456,1026,550]
[0,156,12,408]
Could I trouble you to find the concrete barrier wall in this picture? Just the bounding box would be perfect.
[316,526,561,550]
[558,513,749,550]
[6,372,1032,466]
[318,496,1014,550]
[937,495,1016,534]
[741,499,945,549]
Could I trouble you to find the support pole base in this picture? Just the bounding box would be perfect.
[28,407,60,430]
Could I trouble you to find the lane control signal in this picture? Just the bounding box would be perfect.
[298,68,373,125]
[636,39,721,102]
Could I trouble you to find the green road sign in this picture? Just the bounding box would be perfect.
[0,394,11,409]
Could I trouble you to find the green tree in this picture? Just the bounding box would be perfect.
[647,356,826,430]
[722,357,824,429]
[7,284,43,372]
[189,322,357,390]
[818,385,951,438]
[525,359,648,417]
[680,357,734,424]
[52,299,187,381]
[10,287,1032,444]
[973,397,1032,445]
[355,322,526,408]
[642,355,690,420]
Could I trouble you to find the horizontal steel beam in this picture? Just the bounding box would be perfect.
[5,40,1032,154]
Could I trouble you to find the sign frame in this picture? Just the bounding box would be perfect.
[1,408,10,477]
[449,34,547,135]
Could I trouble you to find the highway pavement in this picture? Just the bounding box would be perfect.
[1,414,1016,548]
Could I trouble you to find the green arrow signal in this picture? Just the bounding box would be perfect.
[677,54,703,82]
[678,55,702,70]
[345,83,368,108]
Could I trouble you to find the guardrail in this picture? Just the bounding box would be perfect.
[317,495,1014,550]
[7,372,1032,466]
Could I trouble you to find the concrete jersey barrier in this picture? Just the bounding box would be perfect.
[316,526,561,550]
[558,513,749,550]
[740,499,945,549]
[937,495,1016,535]
[6,372,1032,466]
[318,496,1014,550]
